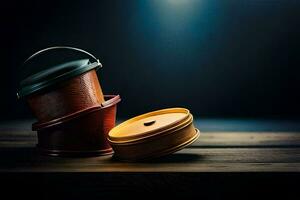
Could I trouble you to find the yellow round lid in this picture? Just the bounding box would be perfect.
[108,108,191,142]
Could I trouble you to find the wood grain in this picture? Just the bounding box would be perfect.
[0,121,299,199]
[0,121,299,172]
[1,131,299,147]
[0,146,299,172]
[194,132,300,147]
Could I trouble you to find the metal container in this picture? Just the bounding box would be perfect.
[17,46,105,123]
[108,108,200,161]
[33,95,120,156]
[18,46,120,156]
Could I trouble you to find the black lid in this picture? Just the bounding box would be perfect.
[17,46,102,98]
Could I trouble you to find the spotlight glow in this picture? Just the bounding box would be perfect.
[166,0,195,6]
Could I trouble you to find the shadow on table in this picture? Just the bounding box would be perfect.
[146,153,204,163]
[147,153,204,163]
[0,147,37,163]
[111,152,204,164]
[0,147,204,165]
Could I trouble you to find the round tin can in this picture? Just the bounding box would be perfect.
[108,108,200,161]
[33,95,121,156]
[17,46,120,156]
[17,46,105,123]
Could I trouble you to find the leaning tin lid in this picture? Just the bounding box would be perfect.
[108,108,200,161]
[17,46,102,98]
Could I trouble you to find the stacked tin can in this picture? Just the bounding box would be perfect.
[18,46,200,160]
[17,46,121,156]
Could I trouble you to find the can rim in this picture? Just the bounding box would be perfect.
[108,108,192,143]
[32,95,121,131]
[17,60,100,98]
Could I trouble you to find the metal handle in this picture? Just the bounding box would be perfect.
[23,46,102,68]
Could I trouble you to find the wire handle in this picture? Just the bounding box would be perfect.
[23,46,102,68]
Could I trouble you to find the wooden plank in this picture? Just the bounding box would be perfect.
[0,131,299,147]
[0,121,299,198]
[0,131,36,147]
[194,132,300,147]
[2,119,300,132]
[0,147,299,172]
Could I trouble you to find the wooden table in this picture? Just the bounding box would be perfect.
[0,119,299,199]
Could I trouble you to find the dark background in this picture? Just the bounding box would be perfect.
[1,0,299,120]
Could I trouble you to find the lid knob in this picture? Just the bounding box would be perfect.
[143,120,156,126]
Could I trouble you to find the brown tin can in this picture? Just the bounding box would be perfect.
[17,46,120,156]
[17,46,105,123]
[33,95,121,156]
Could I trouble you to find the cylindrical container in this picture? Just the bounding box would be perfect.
[17,46,105,123]
[108,108,200,161]
[33,95,121,156]
[17,46,120,156]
